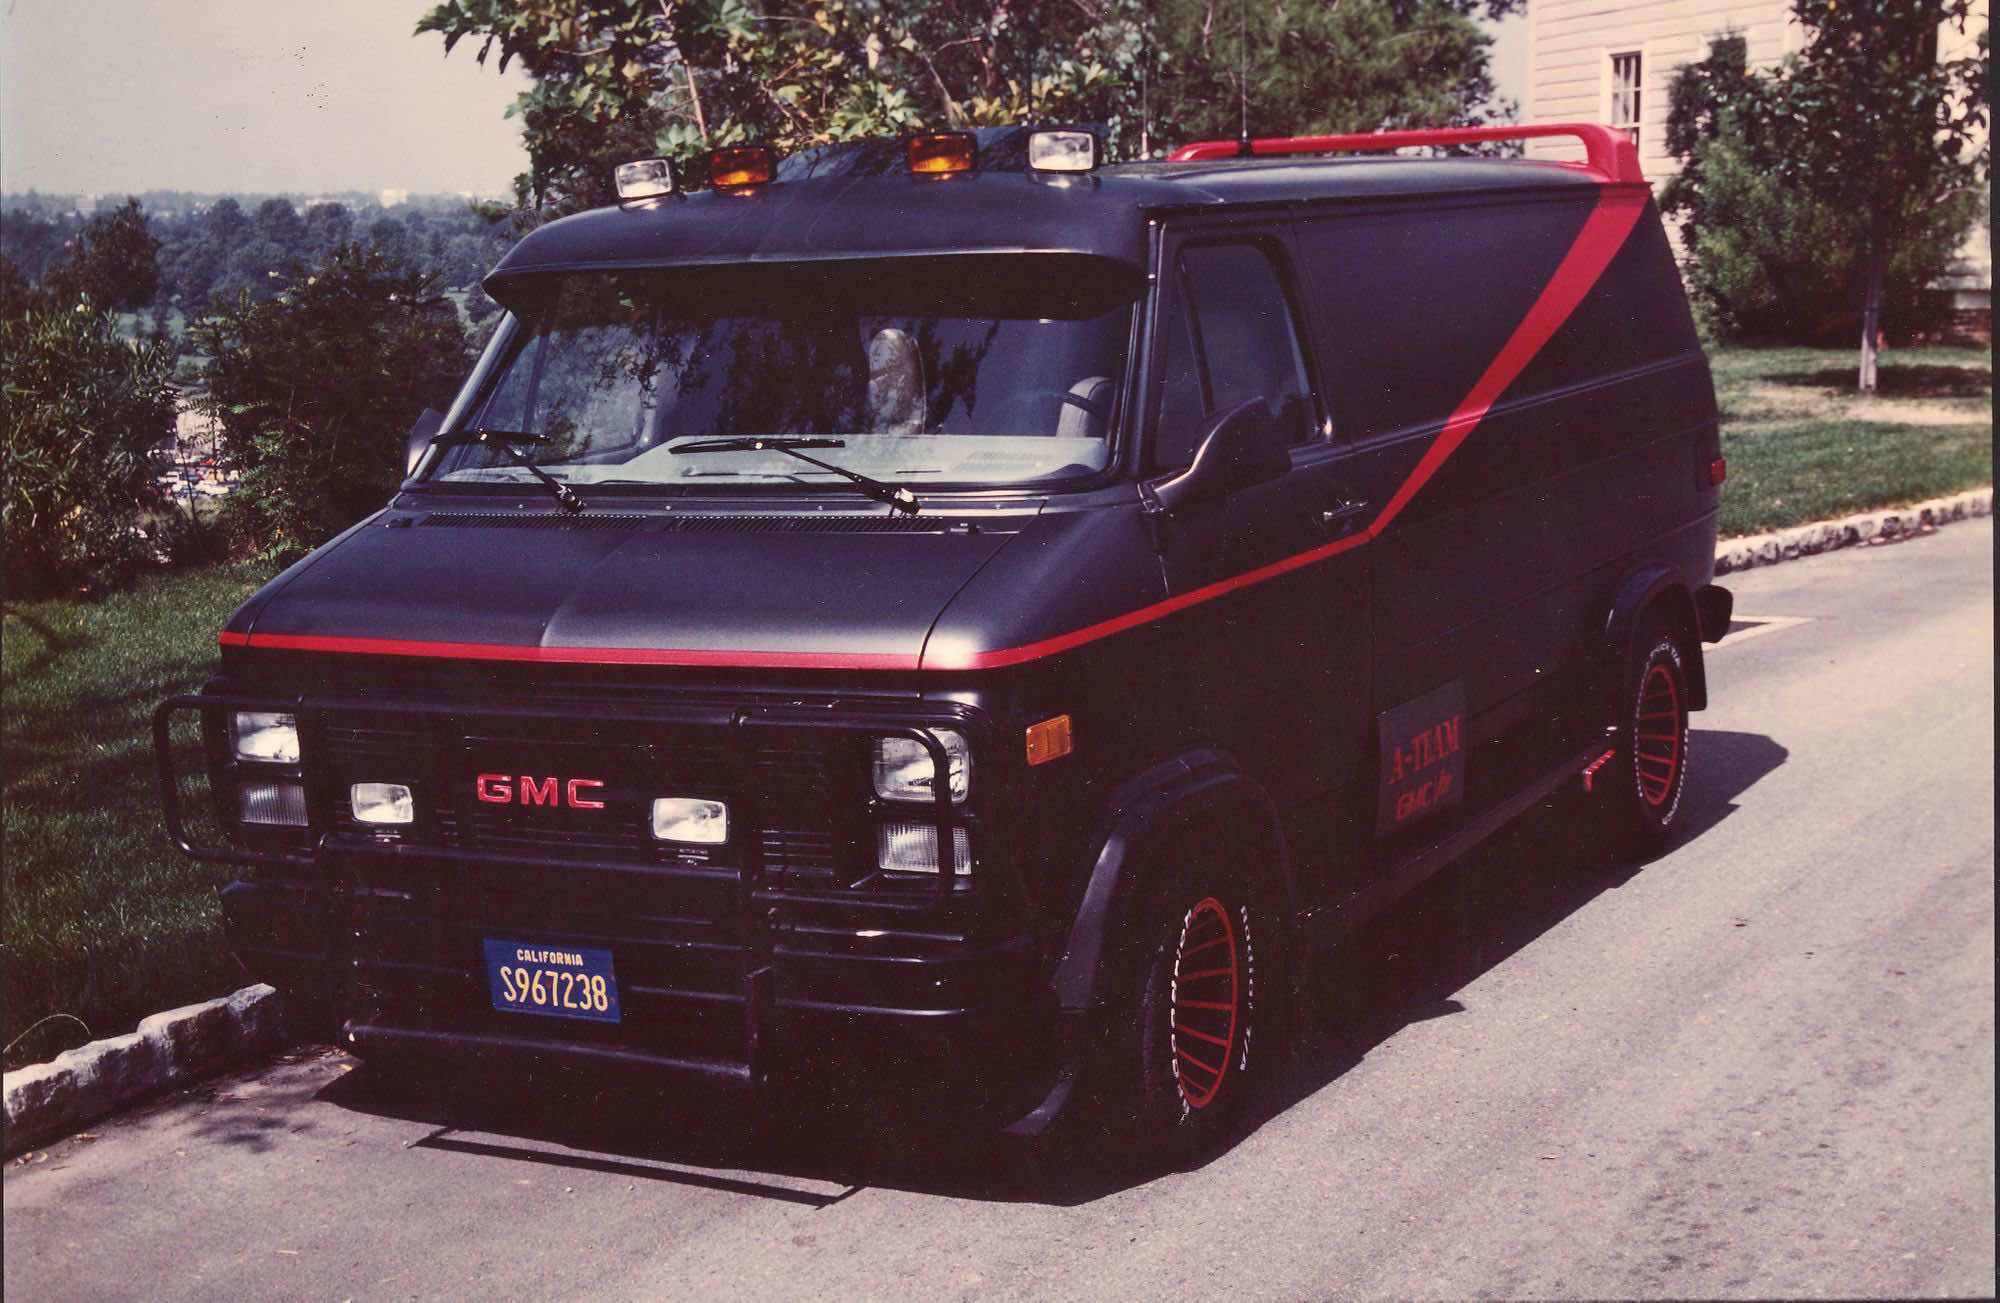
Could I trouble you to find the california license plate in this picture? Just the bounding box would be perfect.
[483,939,621,1023]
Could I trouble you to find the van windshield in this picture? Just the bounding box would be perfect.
[431,258,1138,492]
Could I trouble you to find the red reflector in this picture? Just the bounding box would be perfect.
[707,145,776,188]
[1709,457,1728,486]
[907,132,976,175]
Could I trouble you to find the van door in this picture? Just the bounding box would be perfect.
[1147,230,1373,902]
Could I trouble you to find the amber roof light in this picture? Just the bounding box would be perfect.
[707,145,777,188]
[907,132,977,176]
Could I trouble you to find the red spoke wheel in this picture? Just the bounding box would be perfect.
[1107,869,1276,1165]
[1595,612,1692,851]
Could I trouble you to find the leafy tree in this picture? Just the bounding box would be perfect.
[1667,8,1986,379]
[192,244,471,561]
[1768,0,1988,389]
[1,297,178,596]
[43,199,161,312]
[418,0,1520,217]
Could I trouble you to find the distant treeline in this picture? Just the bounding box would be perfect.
[0,193,515,333]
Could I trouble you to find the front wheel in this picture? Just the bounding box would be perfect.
[1105,868,1278,1164]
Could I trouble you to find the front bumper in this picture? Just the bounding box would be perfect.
[159,689,1055,1110]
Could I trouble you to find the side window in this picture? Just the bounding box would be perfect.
[1151,241,1316,471]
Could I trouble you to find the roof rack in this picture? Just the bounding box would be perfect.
[1165,123,1644,185]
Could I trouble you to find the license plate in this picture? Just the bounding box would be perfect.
[483,939,621,1023]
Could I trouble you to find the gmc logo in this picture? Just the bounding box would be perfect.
[477,774,606,809]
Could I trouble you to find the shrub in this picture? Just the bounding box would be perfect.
[1,298,178,597]
[192,244,471,563]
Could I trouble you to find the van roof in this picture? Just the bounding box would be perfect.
[486,128,1612,291]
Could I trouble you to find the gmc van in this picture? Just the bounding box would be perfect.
[156,121,1732,1158]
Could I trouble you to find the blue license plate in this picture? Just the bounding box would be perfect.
[483,939,621,1023]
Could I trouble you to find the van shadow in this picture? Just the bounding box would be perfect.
[313,727,1787,1207]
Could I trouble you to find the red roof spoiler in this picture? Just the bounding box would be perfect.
[1166,122,1644,185]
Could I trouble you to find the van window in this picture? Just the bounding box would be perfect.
[1152,242,1315,470]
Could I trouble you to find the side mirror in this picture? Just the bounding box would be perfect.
[405,408,446,478]
[1150,397,1289,514]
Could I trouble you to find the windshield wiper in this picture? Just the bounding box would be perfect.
[670,437,920,516]
[432,428,585,515]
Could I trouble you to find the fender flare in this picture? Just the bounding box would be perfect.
[1602,564,1707,712]
[1049,748,1295,1015]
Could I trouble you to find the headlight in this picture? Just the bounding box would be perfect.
[871,729,970,804]
[231,711,300,764]
[651,797,728,845]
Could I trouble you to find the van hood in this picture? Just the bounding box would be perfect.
[225,507,1026,671]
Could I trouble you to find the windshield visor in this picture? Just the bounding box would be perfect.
[432,256,1140,492]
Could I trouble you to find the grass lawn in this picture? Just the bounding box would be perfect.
[2,563,271,1067]
[1710,344,1993,537]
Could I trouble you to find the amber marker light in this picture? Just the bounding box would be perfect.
[907,131,977,175]
[707,145,776,188]
[1025,714,1073,766]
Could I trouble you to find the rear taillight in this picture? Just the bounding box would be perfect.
[1708,457,1728,486]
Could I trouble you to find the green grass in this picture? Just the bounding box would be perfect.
[2,563,271,1067]
[1710,344,1993,537]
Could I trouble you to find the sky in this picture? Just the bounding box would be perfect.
[0,2,1533,200]
[0,0,531,197]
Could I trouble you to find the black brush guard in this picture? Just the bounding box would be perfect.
[155,691,1032,1091]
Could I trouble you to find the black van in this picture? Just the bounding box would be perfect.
[156,121,1732,1157]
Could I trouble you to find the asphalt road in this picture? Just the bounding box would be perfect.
[6,521,1993,1301]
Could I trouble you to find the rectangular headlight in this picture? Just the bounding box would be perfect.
[878,821,971,875]
[230,711,299,764]
[651,797,728,845]
[872,729,970,804]
[350,782,414,826]
[239,780,307,827]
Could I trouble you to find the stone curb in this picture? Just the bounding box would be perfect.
[1715,487,1993,577]
[2,984,283,1158]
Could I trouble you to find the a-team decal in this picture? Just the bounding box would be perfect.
[1375,680,1468,835]
[217,188,1645,674]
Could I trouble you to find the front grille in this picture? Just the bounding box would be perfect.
[315,708,852,882]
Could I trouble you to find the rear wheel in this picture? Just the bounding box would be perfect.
[1597,614,1692,850]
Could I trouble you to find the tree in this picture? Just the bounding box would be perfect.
[418,0,1520,217]
[1,297,178,596]
[43,199,161,313]
[1772,0,1987,389]
[191,244,471,561]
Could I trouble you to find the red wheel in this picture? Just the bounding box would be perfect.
[1596,613,1692,849]
[1168,897,1243,1111]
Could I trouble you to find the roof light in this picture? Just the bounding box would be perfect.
[614,158,676,201]
[1028,129,1098,173]
[907,132,976,176]
[707,144,776,188]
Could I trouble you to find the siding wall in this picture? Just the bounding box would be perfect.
[1523,0,1800,187]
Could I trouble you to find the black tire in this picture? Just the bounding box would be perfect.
[1598,614,1693,851]
[1104,862,1277,1164]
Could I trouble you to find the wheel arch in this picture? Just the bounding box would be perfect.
[1602,565,1708,712]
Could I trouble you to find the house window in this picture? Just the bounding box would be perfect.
[1609,52,1643,148]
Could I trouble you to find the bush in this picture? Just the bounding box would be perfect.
[192,244,471,562]
[1,298,178,597]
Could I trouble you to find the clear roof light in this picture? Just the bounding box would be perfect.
[615,158,676,201]
[1028,130,1097,173]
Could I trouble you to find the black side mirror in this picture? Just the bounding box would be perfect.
[405,408,446,478]
[1151,397,1289,513]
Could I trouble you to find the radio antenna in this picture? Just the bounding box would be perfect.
[1236,0,1252,156]
[1139,0,1151,158]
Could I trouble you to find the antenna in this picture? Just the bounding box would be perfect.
[1236,0,1252,157]
[1140,0,1151,158]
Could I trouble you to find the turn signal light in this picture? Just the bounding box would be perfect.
[707,145,776,188]
[908,132,976,175]
[1025,714,1073,766]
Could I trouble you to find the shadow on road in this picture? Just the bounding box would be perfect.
[307,728,1788,1208]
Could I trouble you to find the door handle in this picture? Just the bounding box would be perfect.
[1321,497,1370,530]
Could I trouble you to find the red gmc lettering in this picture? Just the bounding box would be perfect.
[1394,768,1455,822]
[477,774,607,808]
